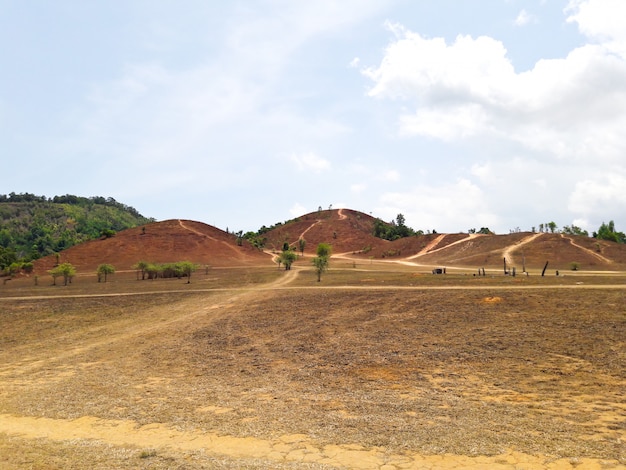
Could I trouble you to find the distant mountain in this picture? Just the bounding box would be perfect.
[0,193,153,268]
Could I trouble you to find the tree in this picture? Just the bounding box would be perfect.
[547,221,557,233]
[562,225,588,236]
[97,263,115,282]
[279,250,297,270]
[594,220,625,243]
[298,238,306,256]
[312,243,332,282]
[133,261,149,280]
[179,261,198,283]
[49,262,76,286]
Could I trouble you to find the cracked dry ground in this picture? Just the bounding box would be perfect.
[0,282,625,469]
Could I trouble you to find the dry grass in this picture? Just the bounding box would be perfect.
[1,265,625,468]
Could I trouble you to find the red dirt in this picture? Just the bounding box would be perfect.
[32,219,270,275]
[30,210,626,277]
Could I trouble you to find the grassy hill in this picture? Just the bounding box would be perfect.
[0,193,153,270]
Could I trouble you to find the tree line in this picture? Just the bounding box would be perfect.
[0,193,153,273]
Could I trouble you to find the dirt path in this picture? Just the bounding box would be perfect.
[561,233,613,264]
[298,219,322,242]
[178,219,244,257]
[406,234,483,260]
[0,414,613,469]
[501,232,543,269]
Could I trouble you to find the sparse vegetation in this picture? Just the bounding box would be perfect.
[133,261,198,282]
[312,243,331,281]
[279,249,297,270]
[97,263,115,282]
[48,262,76,286]
[0,270,624,468]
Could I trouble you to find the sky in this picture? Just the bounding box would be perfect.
[2,0,625,235]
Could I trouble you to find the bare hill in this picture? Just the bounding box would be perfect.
[264,209,626,271]
[30,210,626,276]
[33,219,269,274]
[262,208,389,254]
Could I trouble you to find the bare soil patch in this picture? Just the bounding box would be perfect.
[0,267,625,468]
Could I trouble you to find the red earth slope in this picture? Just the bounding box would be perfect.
[33,219,269,274]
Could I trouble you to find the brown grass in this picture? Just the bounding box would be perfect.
[1,263,625,468]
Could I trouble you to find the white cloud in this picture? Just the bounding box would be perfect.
[514,9,537,27]
[363,17,626,231]
[376,178,498,232]
[568,173,626,217]
[349,57,361,68]
[290,152,331,172]
[289,202,307,218]
[566,0,626,56]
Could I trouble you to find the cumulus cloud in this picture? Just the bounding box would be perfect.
[364,22,626,161]
[363,8,626,227]
[566,0,626,56]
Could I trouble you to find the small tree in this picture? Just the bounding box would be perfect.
[298,238,306,256]
[312,243,332,282]
[179,261,198,283]
[49,262,76,286]
[97,263,115,282]
[133,261,149,280]
[49,267,61,286]
[280,250,297,270]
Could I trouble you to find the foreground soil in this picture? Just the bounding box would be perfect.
[0,267,625,469]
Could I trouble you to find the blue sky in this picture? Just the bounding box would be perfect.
[2,0,625,235]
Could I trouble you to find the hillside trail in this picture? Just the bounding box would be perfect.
[501,232,543,269]
[289,208,346,247]
[560,233,613,264]
[177,219,243,257]
[404,233,482,261]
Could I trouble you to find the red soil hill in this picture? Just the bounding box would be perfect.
[33,219,270,275]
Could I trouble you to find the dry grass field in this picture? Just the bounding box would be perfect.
[1,260,625,469]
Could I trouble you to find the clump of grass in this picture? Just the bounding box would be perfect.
[139,448,157,459]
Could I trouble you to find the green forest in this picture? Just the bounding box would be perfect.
[0,193,153,271]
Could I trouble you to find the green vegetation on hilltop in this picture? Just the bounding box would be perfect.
[0,192,153,271]
[373,214,422,241]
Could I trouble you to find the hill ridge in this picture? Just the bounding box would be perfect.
[14,208,626,275]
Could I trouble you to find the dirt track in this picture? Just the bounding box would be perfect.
[1,268,625,469]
